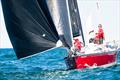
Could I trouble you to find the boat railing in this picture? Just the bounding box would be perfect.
[77,50,118,57]
[74,40,120,57]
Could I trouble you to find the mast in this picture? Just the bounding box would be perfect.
[66,0,74,48]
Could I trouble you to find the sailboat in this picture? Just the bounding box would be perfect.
[64,1,119,69]
[1,0,119,70]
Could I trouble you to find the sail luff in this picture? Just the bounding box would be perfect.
[66,0,74,47]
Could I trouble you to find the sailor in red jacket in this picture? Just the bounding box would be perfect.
[74,38,83,51]
[98,24,105,44]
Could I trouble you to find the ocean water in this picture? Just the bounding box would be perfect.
[0,48,120,80]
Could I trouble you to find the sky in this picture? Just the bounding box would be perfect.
[0,0,13,48]
[0,0,120,48]
[77,0,120,44]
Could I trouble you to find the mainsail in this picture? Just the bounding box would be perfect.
[68,0,85,45]
[1,0,60,58]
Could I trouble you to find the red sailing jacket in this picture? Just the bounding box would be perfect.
[98,28,104,39]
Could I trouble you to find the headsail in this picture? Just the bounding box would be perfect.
[1,0,59,58]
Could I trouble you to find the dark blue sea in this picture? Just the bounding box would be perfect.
[0,48,120,80]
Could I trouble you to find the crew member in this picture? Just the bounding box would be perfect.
[74,38,83,51]
[98,24,105,44]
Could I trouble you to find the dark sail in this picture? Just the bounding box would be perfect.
[1,0,59,58]
[68,0,85,45]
